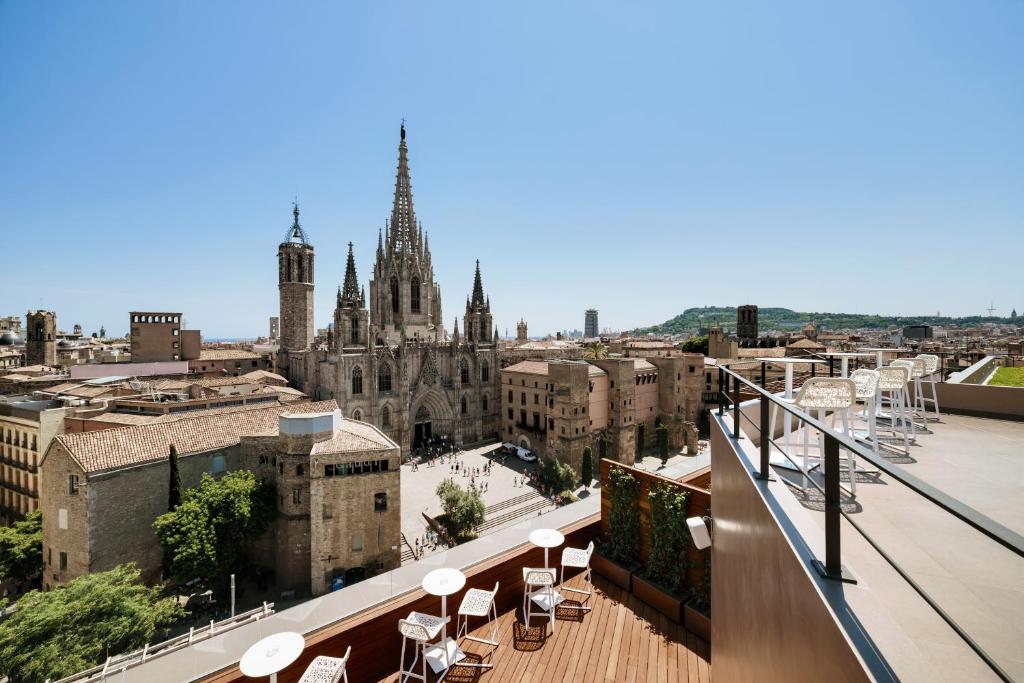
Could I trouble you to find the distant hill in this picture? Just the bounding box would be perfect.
[633,306,1019,335]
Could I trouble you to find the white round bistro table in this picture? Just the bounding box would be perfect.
[755,357,827,471]
[858,347,910,369]
[239,631,304,683]
[422,567,467,677]
[819,351,875,378]
[528,528,565,611]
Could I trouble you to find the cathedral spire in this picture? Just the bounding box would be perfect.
[341,242,360,305]
[470,260,485,309]
[389,122,417,257]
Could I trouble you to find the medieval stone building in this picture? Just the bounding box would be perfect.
[279,125,501,454]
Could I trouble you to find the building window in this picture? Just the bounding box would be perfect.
[461,395,468,414]
[351,317,359,344]
[67,475,79,495]
[352,533,364,552]
[507,408,513,420]
[325,464,335,476]
[482,396,488,412]
[411,277,421,313]
[481,361,490,383]
[390,277,400,313]
[292,487,302,505]
[378,364,392,393]
[460,359,470,384]
[352,366,363,394]
[353,409,362,421]
[534,394,539,404]
[382,405,392,428]
[296,464,304,476]
[59,552,68,571]
[374,492,388,512]
[520,392,526,405]
[323,503,333,519]
[211,454,226,474]
[508,390,513,402]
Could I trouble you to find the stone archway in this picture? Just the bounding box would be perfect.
[409,389,454,451]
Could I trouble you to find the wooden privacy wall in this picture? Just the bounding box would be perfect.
[202,515,601,683]
[599,458,711,593]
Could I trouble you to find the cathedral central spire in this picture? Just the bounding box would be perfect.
[389,122,419,257]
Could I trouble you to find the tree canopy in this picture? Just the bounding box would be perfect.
[435,480,485,542]
[153,471,274,596]
[582,341,608,360]
[538,456,576,494]
[0,510,42,586]
[680,335,709,354]
[0,564,183,683]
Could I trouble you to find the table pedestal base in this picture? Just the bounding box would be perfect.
[425,637,465,674]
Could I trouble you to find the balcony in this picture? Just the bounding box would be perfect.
[711,365,1024,681]
[112,499,709,682]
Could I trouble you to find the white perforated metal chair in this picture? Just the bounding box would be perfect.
[455,581,499,668]
[849,369,881,456]
[398,612,449,683]
[522,567,556,634]
[299,648,351,683]
[878,364,914,450]
[792,377,858,495]
[891,359,926,433]
[916,353,942,420]
[559,540,595,612]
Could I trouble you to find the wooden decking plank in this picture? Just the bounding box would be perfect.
[581,580,616,683]
[603,593,629,682]
[565,576,608,683]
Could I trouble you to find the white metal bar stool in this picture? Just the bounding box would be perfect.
[398,612,449,683]
[522,567,557,634]
[891,359,927,431]
[792,377,858,495]
[559,540,595,612]
[877,365,914,451]
[850,369,881,456]
[916,353,942,420]
[299,648,351,683]
[455,581,499,668]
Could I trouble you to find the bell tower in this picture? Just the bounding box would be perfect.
[26,310,56,366]
[278,204,315,353]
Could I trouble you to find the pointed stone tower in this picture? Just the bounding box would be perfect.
[516,318,528,342]
[278,204,314,353]
[26,310,56,366]
[369,123,443,344]
[463,260,494,346]
[333,242,370,350]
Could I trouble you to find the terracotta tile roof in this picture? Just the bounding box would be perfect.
[241,370,287,384]
[53,399,337,475]
[198,349,260,361]
[503,360,604,377]
[85,412,162,425]
[632,359,656,372]
[737,347,786,358]
[310,419,397,454]
[192,376,260,387]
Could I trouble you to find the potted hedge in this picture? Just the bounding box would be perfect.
[685,524,711,640]
[633,482,690,623]
[593,466,641,590]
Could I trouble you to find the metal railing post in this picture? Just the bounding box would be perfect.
[812,434,856,583]
[718,367,724,416]
[829,358,834,377]
[732,374,741,439]
[760,361,766,387]
[759,394,773,480]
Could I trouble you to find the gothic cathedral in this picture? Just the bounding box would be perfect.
[278,125,501,454]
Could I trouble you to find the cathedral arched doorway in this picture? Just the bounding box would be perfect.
[413,405,432,450]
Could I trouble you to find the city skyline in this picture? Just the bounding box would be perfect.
[2,2,1022,337]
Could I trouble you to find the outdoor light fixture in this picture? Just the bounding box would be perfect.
[687,516,712,550]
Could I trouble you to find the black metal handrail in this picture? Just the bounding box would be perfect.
[715,364,1022,682]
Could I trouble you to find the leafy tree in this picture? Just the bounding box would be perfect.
[635,423,646,457]
[0,564,184,683]
[538,457,576,494]
[0,511,42,587]
[598,432,608,459]
[435,481,484,542]
[582,341,608,360]
[658,424,669,465]
[581,447,594,487]
[168,444,182,511]
[154,471,274,597]
[680,335,709,355]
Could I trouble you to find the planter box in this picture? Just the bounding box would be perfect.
[632,574,687,624]
[684,600,710,641]
[592,551,640,591]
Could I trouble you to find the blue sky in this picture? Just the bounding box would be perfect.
[1,1,1021,338]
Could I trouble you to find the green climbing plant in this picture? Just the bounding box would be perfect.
[641,482,690,595]
[604,466,640,565]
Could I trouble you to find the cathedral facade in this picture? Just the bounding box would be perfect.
[278,125,501,454]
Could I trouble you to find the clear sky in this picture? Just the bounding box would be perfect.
[1,1,1021,338]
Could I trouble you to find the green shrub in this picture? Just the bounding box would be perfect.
[435,481,484,542]
[657,424,669,465]
[581,447,594,486]
[643,483,690,595]
[539,457,576,494]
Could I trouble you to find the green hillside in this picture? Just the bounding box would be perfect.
[633,306,1019,335]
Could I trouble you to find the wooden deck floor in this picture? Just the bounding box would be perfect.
[376,573,710,683]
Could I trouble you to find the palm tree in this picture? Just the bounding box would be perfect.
[582,341,608,360]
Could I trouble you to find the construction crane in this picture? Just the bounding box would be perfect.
[986,301,996,317]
